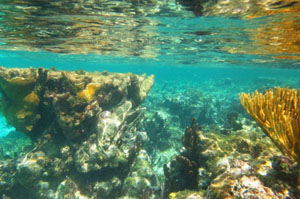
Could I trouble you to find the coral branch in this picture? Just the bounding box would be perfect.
[239,87,300,161]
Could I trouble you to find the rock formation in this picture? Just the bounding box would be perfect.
[0,66,160,199]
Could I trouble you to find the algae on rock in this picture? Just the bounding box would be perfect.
[0,66,159,199]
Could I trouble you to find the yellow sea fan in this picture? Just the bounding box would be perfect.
[239,87,300,161]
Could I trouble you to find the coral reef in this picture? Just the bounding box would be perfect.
[0,131,31,160]
[141,77,254,181]
[142,109,183,180]
[162,89,216,128]
[141,85,225,181]
[0,68,40,133]
[240,87,300,161]
[141,75,300,191]
[0,66,158,199]
[163,119,300,198]
[1,67,295,199]
[164,119,202,197]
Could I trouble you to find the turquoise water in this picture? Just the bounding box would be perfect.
[1,1,300,198]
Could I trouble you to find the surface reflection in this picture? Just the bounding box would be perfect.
[181,0,300,59]
[0,0,299,64]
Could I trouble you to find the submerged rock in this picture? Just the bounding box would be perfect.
[0,67,153,139]
[0,66,158,199]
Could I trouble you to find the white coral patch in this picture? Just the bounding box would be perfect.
[240,176,261,189]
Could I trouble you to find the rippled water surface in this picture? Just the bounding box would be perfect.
[0,0,299,67]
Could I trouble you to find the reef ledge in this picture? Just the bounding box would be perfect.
[0,66,160,199]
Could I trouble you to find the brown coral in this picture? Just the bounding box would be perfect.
[239,87,300,161]
[0,66,156,199]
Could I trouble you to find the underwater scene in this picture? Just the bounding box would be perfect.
[0,0,300,199]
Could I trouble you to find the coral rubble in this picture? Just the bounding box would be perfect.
[0,66,159,199]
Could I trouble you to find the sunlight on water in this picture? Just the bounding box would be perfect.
[0,0,299,66]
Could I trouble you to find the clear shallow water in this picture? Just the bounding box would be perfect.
[0,1,300,198]
[0,49,300,139]
[0,50,299,93]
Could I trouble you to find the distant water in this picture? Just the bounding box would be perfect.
[0,49,300,138]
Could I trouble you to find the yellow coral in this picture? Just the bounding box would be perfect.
[13,91,40,122]
[77,83,100,102]
[169,192,177,199]
[239,87,300,161]
[169,190,203,199]
[24,91,40,105]
[16,110,33,119]
[26,125,33,131]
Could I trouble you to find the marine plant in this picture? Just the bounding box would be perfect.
[239,87,300,161]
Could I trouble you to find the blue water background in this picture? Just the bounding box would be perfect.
[1,50,299,81]
[0,49,300,137]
